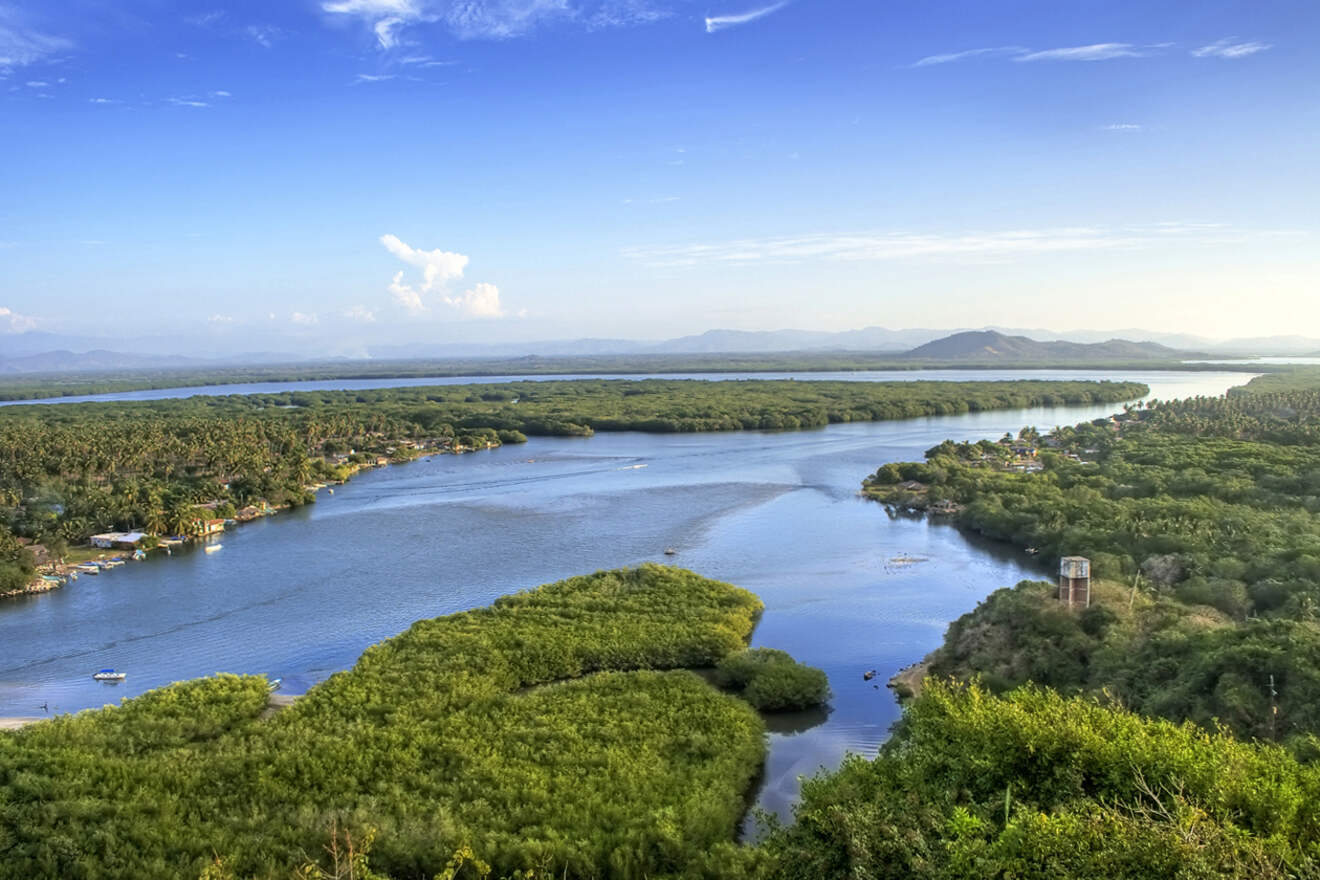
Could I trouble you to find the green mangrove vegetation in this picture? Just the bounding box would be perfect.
[0,565,790,879]
[0,377,1144,581]
[762,682,1320,879]
[714,648,831,712]
[862,370,1320,742]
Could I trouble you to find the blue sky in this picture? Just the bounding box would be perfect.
[1,0,1317,354]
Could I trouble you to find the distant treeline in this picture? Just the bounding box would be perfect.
[0,378,1147,591]
[863,367,1320,742]
[0,352,1258,401]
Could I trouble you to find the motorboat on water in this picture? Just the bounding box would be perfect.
[92,668,126,681]
[268,678,283,692]
[204,543,223,554]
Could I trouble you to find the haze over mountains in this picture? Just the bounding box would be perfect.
[0,327,1316,374]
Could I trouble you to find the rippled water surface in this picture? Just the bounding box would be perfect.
[0,370,1254,822]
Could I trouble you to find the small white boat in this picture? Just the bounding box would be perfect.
[92,668,126,681]
[268,678,283,692]
[204,544,223,554]
[664,547,677,556]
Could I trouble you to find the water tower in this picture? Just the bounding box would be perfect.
[1058,556,1091,608]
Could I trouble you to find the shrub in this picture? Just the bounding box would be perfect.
[715,647,831,711]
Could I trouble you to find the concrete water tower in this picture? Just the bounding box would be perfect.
[1058,556,1091,608]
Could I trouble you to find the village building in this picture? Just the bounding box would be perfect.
[90,532,148,550]
[192,519,226,537]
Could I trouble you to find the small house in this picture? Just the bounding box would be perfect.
[90,531,147,550]
[193,519,226,537]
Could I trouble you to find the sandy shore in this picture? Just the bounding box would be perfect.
[0,717,44,730]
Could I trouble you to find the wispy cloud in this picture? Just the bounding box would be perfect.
[167,97,209,108]
[914,42,1159,67]
[290,311,319,326]
[380,233,514,318]
[343,305,376,322]
[1104,123,1143,131]
[207,313,234,324]
[0,9,71,69]
[0,306,35,332]
[705,1,787,33]
[354,72,396,83]
[88,97,120,104]
[185,11,227,27]
[622,224,1286,268]
[1191,38,1271,59]
[1016,43,1143,62]
[324,0,672,43]
[912,46,1024,67]
[246,24,282,48]
[209,89,232,98]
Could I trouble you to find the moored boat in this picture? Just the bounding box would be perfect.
[92,668,126,681]
[204,543,223,554]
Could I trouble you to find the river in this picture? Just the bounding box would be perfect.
[0,369,1254,827]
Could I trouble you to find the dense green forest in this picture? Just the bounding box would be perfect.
[863,370,1320,741]
[0,377,1144,591]
[0,566,786,879]
[762,682,1320,879]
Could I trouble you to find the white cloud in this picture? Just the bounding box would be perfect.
[209,89,232,97]
[1015,43,1143,62]
[705,1,787,33]
[185,11,226,27]
[208,313,234,324]
[379,234,514,318]
[0,10,71,69]
[291,311,319,326]
[343,305,377,322]
[622,224,1291,268]
[324,0,665,43]
[355,72,396,82]
[912,46,1024,67]
[0,306,35,332]
[914,43,1157,67]
[24,79,46,87]
[1192,38,1271,59]
[443,282,508,318]
[246,25,282,48]
[88,97,119,104]
[1104,123,1143,131]
[167,97,209,108]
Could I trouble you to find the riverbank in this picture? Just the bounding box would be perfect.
[0,441,500,602]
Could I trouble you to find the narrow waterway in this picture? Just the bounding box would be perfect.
[0,370,1253,826]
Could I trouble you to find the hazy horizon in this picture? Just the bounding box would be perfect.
[2,0,1317,351]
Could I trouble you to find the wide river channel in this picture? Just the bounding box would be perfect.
[0,369,1256,829]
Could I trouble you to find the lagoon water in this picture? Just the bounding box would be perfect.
[0,369,1254,825]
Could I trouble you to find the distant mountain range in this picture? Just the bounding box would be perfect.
[0,325,1316,375]
[904,331,1190,362]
